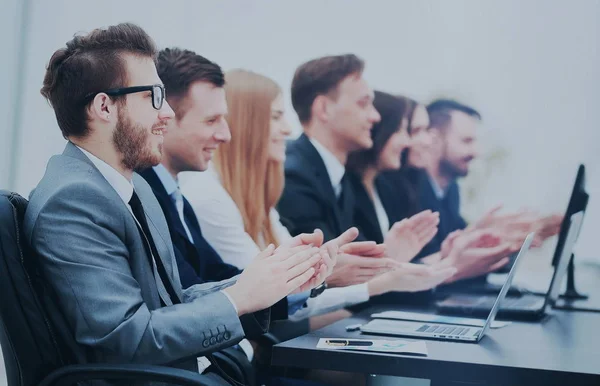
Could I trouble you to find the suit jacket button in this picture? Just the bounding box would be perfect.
[223,331,231,340]
[202,340,210,348]
[216,334,223,343]
[210,336,217,345]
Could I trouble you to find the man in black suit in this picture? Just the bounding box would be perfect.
[417,99,479,257]
[140,165,241,287]
[278,54,381,242]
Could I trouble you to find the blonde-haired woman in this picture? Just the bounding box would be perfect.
[180,70,455,320]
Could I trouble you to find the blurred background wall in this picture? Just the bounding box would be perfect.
[3,0,597,260]
[1,1,599,384]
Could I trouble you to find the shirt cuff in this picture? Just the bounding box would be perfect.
[287,291,311,316]
[288,283,370,321]
[348,283,370,304]
[221,289,239,314]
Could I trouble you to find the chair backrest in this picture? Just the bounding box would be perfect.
[0,190,82,386]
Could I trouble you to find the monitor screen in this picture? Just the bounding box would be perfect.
[551,164,588,267]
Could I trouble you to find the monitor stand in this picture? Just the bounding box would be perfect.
[559,254,588,300]
[553,254,600,312]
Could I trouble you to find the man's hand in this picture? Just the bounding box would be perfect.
[340,241,387,258]
[384,210,439,262]
[367,262,457,295]
[224,244,323,315]
[326,250,398,287]
[469,206,561,249]
[282,227,360,289]
[535,213,564,242]
[439,229,465,259]
[434,230,515,283]
[322,239,392,287]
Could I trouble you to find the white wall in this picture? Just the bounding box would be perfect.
[11,0,599,259]
[0,0,27,383]
[0,0,26,190]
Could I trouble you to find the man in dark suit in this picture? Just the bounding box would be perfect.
[136,48,240,287]
[417,173,468,258]
[278,54,381,242]
[140,165,241,287]
[417,99,480,257]
[147,47,332,304]
[24,23,324,383]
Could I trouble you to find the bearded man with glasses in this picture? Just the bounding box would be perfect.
[24,23,326,385]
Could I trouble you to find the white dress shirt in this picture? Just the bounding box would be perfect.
[179,168,371,320]
[152,164,195,243]
[308,137,346,198]
[427,173,446,200]
[77,147,135,207]
[77,147,214,372]
[372,187,390,238]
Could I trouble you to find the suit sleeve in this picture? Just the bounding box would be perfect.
[30,183,246,364]
[278,169,338,242]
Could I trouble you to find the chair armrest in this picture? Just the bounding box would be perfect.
[259,332,281,345]
[215,348,256,386]
[38,363,224,386]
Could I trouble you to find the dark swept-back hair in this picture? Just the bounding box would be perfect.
[157,48,224,119]
[291,53,364,125]
[398,96,419,166]
[41,23,157,139]
[347,91,409,174]
[427,99,481,131]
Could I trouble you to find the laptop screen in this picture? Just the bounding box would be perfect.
[479,233,535,338]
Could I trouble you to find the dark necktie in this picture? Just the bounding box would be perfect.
[337,172,348,210]
[129,191,180,306]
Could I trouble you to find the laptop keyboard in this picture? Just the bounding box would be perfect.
[480,296,540,308]
[416,324,470,336]
[449,295,541,309]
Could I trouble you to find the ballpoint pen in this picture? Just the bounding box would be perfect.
[325,339,373,346]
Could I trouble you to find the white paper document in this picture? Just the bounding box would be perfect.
[317,338,428,356]
[371,311,511,329]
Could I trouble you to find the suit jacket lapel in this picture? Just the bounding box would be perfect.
[63,143,170,305]
[296,134,346,234]
[376,176,401,225]
[350,173,384,243]
[62,142,132,217]
[134,171,183,303]
[140,169,192,245]
[339,174,356,231]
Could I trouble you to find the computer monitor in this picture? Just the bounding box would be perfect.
[551,164,588,267]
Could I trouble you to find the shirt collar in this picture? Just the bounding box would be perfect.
[76,145,134,205]
[427,173,446,200]
[308,137,346,193]
[153,163,179,196]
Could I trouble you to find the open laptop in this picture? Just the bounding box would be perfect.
[435,212,584,320]
[359,233,534,343]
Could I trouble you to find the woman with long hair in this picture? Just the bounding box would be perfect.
[347,91,441,247]
[379,96,434,220]
[180,70,455,320]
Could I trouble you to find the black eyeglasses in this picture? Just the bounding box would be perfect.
[84,84,165,110]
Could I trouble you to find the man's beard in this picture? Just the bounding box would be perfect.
[440,157,469,179]
[112,109,162,172]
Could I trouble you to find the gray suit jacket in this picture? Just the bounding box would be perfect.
[24,142,269,369]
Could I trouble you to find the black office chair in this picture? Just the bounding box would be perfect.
[0,190,227,386]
